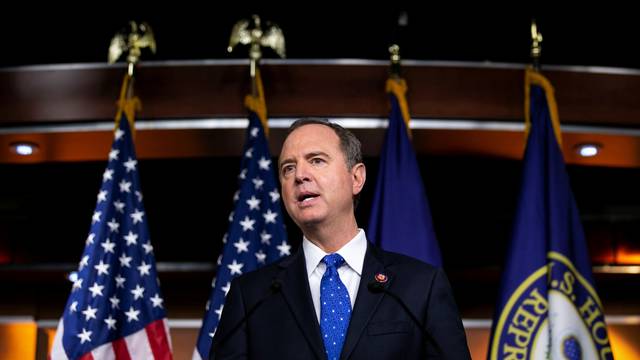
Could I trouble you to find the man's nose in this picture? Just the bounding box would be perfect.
[294,163,311,184]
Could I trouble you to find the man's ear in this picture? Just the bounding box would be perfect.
[351,163,366,196]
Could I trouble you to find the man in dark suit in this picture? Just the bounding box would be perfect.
[211,119,471,359]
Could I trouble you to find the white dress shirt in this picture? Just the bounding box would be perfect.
[303,229,367,322]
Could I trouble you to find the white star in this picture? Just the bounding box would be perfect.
[214,304,224,319]
[101,239,116,253]
[119,180,132,193]
[150,293,164,308]
[119,254,132,268]
[263,209,278,224]
[124,231,138,246]
[72,278,83,291]
[233,190,240,202]
[103,169,114,182]
[255,250,267,264]
[260,231,272,245]
[104,315,117,330]
[113,199,125,213]
[94,260,110,276]
[239,216,255,231]
[97,190,108,203]
[258,157,271,170]
[238,168,247,180]
[222,233,228,244]
[137,261,151,276]
[269,189,281,203]
[228,211,234,222]
[108,149,119,161]
[77,328,92,344]
[135,191,143,202]
[250,127,259,137]
[114,128,125,140]
[142,241,154,254]
[107,218,120,233]
[125,306,140,322]
[91,211,101,224]
[109,295,120,309]
[277,241,291,256]
[221,282,231,296]
[79,255,89,270]
[252,177,264,190]
[234,238,250,253]
[69,301,78,313]
[245,147,253,158]
[130,209,144,224]
[131,284,145,300]
[227,260,244,275]
[86,233,95,245]
[82,305,97,321]
[246,196,261,210]
[115,274,126,288]
[89,282,104,297]
[124,157,137,172]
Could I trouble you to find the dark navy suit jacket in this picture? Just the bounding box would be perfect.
[210,242,471,359]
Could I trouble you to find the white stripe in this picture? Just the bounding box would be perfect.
[191,349,203,360]
[91,342,116,360]
[49,319,70,360]
[163,318,173,352]
[124,328,154,359]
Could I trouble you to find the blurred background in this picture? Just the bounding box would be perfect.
[1,4,639,359]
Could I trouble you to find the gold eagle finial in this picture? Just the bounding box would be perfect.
[108,21,157,75]
[228,15,285,78]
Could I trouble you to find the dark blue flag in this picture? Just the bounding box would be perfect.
[368,78,442,266]
[193,70,289,360]
[488,69,613,359]
[51,105,173,359]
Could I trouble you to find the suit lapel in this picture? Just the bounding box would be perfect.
[341,243,392,360]
[278,249,326,360]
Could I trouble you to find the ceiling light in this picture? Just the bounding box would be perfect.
[575,143,600,157]
[10,142,39,156]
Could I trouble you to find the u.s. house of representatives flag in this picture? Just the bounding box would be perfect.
[193,70,289,360]
[50,113,172,359]
[488,69,613,359]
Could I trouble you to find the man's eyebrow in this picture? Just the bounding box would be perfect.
[279,158,295,169]
[305,151,330,159]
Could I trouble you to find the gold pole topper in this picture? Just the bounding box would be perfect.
[389,44,401,78]
[227,15,286,79]
[108,21,157,77]
[530,19,543,69]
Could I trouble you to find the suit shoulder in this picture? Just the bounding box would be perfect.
[378,249,440,275]
[232,254,293,286]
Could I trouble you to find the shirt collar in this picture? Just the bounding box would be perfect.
[303,229,367,277]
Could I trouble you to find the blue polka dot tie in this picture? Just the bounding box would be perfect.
[320,253,351,360]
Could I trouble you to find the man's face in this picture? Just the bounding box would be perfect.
[278,124,365,229]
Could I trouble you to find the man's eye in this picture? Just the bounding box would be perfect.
[282,165,294,174]
[311,158,324,165]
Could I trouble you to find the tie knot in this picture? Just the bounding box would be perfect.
[322,253,345,268]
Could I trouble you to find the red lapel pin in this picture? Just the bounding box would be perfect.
[374,273,388,283]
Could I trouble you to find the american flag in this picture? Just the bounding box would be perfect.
[50,114,172,359]
[193,110,290,360]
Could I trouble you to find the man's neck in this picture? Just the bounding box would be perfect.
[303,217,359,253]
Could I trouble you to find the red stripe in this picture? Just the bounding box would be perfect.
[145,319,172,360]
[79,353,94,360]
[113,337,132,360]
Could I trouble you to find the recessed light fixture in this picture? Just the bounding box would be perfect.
[10,141,39,156]
[575,143,600,157]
